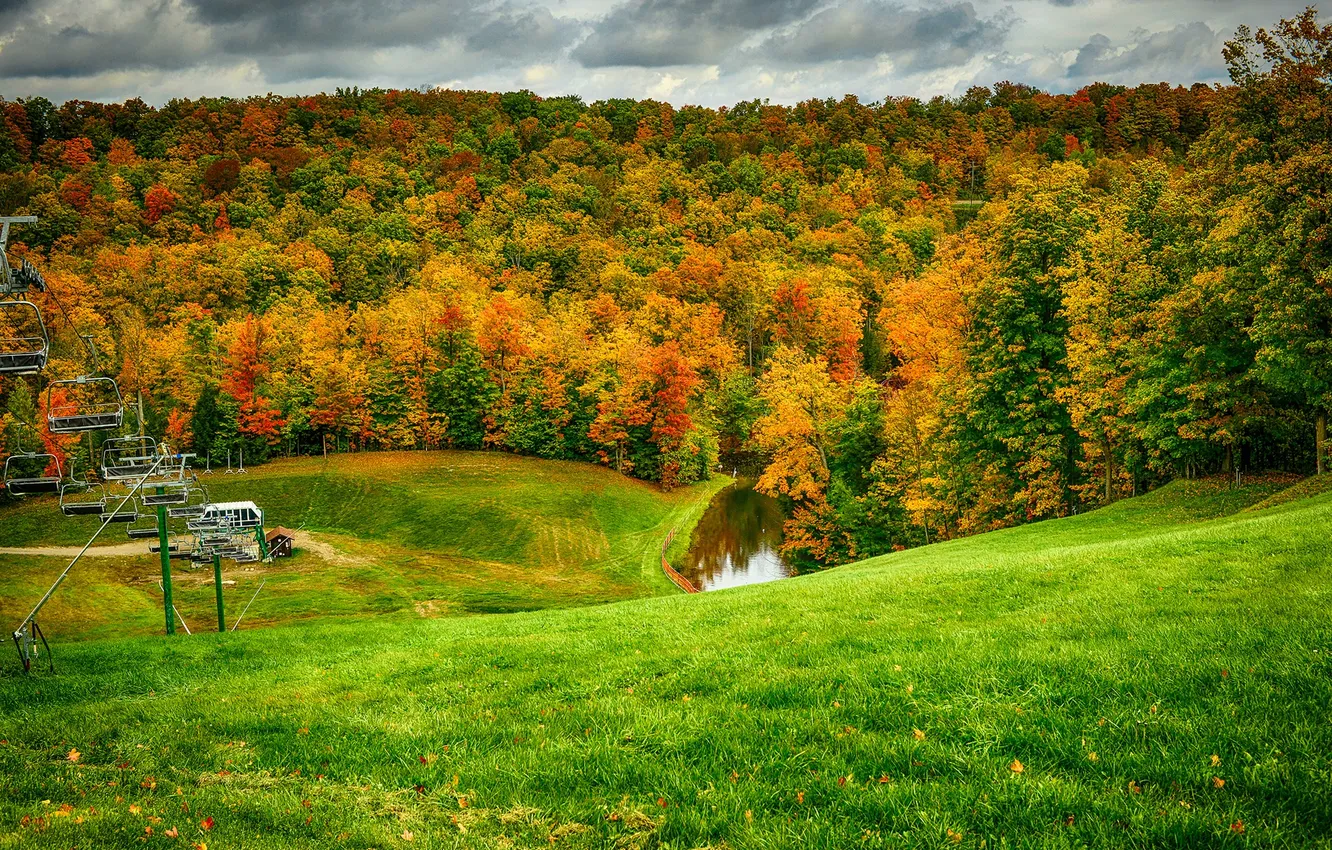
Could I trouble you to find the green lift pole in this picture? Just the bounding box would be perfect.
[156,488,174,636]
[212,553,226,632]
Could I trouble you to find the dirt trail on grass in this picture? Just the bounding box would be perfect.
[0,530,357,563]
[0,542,148,558]
[288,530,370,566]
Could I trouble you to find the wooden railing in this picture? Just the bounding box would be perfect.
[660,527,699,593]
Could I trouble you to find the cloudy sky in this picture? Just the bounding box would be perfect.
[0,0,1311,106]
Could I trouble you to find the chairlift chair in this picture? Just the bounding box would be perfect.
[46,376,125,433]
[168,483,208,519]
[100,436,159,481]
[59,473,107,517]
[3,450,62,496]
[149,531,188,555]
[0,299,49,375]
[141,478,189,506]
[100,503,137,523]
[126,511,160,540]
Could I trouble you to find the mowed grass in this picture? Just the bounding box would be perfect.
[0,476,1329,848]
[0,451,729,635]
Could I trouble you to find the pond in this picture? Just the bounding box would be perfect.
[679,478,793,591]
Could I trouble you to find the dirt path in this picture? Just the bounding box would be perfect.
[0,542,148,558]
[0,530,359,564]
[287,530,370,566]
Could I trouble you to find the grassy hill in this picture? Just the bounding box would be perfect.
[0,451,727,638]
[1,475,1330,848]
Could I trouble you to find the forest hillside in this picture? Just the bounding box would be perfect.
[1,8,1329,569]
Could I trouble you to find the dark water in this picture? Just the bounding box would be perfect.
[680,478,793,591]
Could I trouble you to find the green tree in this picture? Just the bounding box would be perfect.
[429,341,497,450]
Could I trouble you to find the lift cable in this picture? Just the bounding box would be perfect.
[12,452,168,671]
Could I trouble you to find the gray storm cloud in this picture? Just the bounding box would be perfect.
[0,0,1315,104]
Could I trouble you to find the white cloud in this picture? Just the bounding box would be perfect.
[524,64,556,83]
[646,72,685,98]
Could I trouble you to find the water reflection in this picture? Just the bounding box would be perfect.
[680,478,793,591]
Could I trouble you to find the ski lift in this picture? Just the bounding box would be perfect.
[168,482,207,519]
[149,531,190,556]
[0,300,49,375]
[0,217,49,376]
[3,449,62,496]
[141,478,189,506]
[126,511,160,540]
[46,375,124,433]
[59,470,107,517]
[100,436,159,481]
[99,503,137,523]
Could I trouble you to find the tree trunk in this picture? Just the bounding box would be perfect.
[1318,411,1327,476]
[1103,439,1113,503]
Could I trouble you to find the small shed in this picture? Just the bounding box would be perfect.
[265,526,295,558]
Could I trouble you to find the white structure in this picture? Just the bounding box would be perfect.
[194,501,265,531]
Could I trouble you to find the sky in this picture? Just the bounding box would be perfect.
[0,0,1312,107]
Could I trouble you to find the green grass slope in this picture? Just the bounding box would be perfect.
[0,452,728,634]
[1,478,1330,848]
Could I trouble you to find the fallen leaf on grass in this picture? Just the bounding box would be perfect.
[912,729,925,741]
[129,805,141,815]
[1212,777,1225,789]
[67,748,81,763]
[166,827,179,838]
[1088,752,1098,762]
[796,791,804,804]
[1128,780,1142,795]
[1210,754,1221,767]
[947,828,963,844]
[200,816,214,831]
[401,829,414,842]
[1009,760,1024,774]
[1230,821,1245,834]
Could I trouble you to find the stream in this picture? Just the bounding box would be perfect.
[679,478,793,591]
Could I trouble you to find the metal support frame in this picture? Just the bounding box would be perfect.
[156,489,174,636]
[213,553,226,632]
[13,454,167,671]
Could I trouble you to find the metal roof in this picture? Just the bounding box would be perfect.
[206,501,261,511]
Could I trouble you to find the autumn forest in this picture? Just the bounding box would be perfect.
[1,9,1329,570]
